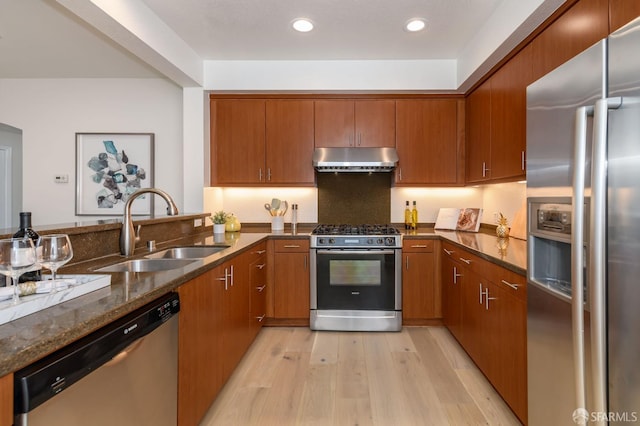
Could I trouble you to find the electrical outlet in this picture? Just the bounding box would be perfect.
[194,218,203,227]
[54,174,69,183]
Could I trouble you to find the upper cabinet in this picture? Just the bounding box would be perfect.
[609,0,640,32]
[395,99,463,185]
[314,100,396,148]
[531,0,609,81]
[466,50,534,186]
[211,99,315,186]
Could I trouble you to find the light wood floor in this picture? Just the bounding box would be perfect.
[200,326,521,426]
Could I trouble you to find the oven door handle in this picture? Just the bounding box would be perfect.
[314,249,397,255]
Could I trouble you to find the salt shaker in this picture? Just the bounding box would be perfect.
[291,204,298,234]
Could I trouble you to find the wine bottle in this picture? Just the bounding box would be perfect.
[411,201,418,230]
[12,212,42,283]
[404,201,412,230]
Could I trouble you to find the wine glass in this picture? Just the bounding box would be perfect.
[36,234,73,293]
[0,238,37,304]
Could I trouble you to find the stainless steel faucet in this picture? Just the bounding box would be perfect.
[120,188,179,256]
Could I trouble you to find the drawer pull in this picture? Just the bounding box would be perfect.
[283,244,301,248]
[459,257,471,265]
[254,249,266,255]
[256,263,266,270]
[501,280,521,290]
[256,285,266,292]
[411,244,428,248]
[453,267,462,284]
[444,248,454,255]
[256,314,266,322]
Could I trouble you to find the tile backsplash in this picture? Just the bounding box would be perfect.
[317,173,392,224]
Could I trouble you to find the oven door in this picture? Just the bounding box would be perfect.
[311,249,401,311]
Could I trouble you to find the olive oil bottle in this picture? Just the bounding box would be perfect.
[404,201,412,229]
[411,201,418,230]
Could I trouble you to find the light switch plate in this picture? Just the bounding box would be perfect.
[194,218,203,227]
[54,174,69,183]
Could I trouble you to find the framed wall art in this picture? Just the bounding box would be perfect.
[76,133,154,216]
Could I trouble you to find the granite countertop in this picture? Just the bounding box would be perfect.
[0,224,525,377]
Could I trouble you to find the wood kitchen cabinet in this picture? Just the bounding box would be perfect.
[466,46,532,183]
[177,266,225,426]
[531,0,609,81]
[0,373,11,426]
[402,239,439,323]
[210,98,315,186]
[247,242,268,339]
[314,100,396,148]
[395,99,463,185]
[610,0,640,32]
[440,241,527,424]
[273,239,310,322]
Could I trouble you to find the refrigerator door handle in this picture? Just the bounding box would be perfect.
[590,97,622,423]
[571,105,591,421]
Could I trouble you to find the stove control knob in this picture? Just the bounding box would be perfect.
[318,238,325,245]
[329,238,336,244]
[367,238,374,244]
[377,238,384,244]
[385,237,395,246]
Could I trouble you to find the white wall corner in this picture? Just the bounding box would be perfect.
[183,88,206,213]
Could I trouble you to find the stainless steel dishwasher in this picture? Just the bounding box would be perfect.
[14,292,180,426]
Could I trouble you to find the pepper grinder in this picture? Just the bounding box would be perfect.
[291,204,298,234]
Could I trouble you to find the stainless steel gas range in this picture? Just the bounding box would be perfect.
[309,224,402,332]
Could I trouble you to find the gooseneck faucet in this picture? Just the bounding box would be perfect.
[120,188,179,256]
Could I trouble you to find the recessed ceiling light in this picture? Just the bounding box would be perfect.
[405,18,426,32]
[292,18,314,33]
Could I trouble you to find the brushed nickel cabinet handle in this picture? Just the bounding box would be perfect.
[453,266,462,284]
[256,263,266,270]
[284,244,301,248]
[256,285,266,292]
[254,249,267,255]
[501,279,520,290]
[256,314,266,322]
[459,257,471,265]
[444,248,454,255]
[411,244,428,248]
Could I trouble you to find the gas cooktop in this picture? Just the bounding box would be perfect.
[311,224,400,236]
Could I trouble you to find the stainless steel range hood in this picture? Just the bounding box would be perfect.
[312,147,399,172]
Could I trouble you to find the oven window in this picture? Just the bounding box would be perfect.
[330,260,381,286]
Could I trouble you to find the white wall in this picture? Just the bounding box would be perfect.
[0,124,23,228]
[0,78,184,226]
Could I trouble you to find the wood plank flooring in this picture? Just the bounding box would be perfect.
[200,326,521,426]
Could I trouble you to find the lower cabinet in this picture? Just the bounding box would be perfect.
[177,245,266,426]
[0,373,12,426]
[272,239,310,322]
[248,242,268,339]
[402,239,439,323]
[441,241,527,424]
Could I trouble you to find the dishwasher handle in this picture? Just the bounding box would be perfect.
[14,292,180,415]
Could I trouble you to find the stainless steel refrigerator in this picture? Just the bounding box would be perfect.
[526,17,640,426]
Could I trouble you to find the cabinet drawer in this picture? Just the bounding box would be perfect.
[402,239,435,253]
[492,266,527,302]
[274,239,309,252]
[245,242,267,263]
[442,242,490,277]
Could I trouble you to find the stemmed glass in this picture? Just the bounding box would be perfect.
[36,234,73,293]
[0,238,37,304]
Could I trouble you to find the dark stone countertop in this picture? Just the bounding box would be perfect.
[0,224,525,377]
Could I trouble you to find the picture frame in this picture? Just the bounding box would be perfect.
[75,133,154,216]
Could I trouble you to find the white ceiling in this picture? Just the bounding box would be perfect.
[0,0,561,87]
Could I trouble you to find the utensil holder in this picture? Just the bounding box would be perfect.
[271,216,284,232]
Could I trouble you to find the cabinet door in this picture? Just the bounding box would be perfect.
[402,251,436,320]
[531,0,609,81]
[222,258,251,381]
[274,250,310,319]
[465,80,491,183]
[396,99,458,184]
[211,99,265,184]
[0,373,11,426]
[314,100,355,147]
[489,45,532,181]
[441,252,463,342]
[461,273,491,376]
[610,0,640,32]
[265,100,315,184]
[177,267,224,426]
[355,100,396,147]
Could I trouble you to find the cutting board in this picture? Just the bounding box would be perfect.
[510,201,527,240]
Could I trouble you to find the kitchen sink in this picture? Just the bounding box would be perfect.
[96,258,197,273]
[145,245,230,259]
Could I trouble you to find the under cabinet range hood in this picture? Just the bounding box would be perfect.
[312,147,399,172]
